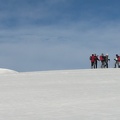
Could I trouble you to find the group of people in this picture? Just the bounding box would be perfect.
[89,53,120,69]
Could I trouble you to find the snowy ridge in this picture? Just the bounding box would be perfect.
[0,68,120,120]
[20,68,119,80]
[0,68,18,74]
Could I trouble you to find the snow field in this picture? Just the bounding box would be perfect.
[0,68,120,120]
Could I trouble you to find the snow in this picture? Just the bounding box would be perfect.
[0,68,120,120]
[0,68,18,74]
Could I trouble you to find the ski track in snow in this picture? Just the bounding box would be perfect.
[0,68,120,120]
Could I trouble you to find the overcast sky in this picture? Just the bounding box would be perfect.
[0,0,120,72]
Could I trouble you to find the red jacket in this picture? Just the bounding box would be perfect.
[90,55,95,62]
[118,56,120,62]
[100,55,104,61]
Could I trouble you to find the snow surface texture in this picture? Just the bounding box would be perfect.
[0,68,120,120]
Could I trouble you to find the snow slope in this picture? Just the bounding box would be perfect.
[0,68,18,74]
[0,68,120,120]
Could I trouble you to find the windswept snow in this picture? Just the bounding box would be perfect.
[0,68,18,74]
[0,68,120,120]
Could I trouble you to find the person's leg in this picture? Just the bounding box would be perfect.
[106,62,108,68]
[101,61,104,68]
[95,61,97,68]
[91,62,93,69]
[114,61,117,68]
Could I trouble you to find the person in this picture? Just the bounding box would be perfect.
[99,53,105,68]
[94,54,99,68]
[114,54,120,68]
[104,54,110,68]
[89,54,95,69]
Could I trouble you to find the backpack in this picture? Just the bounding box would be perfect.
[118,56,120,62]
[90,55,95,62]
[100,55,104,61]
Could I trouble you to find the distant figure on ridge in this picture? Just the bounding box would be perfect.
[94,54,99,68]
[100,53,105,68]
[104,54,110,68]
[114,54,120,68]
[89,54,95,69]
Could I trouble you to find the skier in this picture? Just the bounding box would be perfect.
[89,54,95,69]
[114,54,120,68]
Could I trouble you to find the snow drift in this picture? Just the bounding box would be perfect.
[0,68,18,74]
[0,68,120,120]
